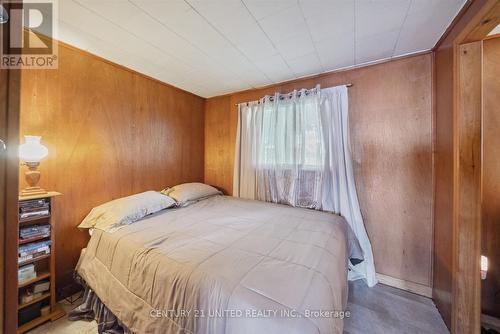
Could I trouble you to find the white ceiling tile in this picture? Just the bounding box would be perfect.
[253,54,295,83]
[237,39,278,62]
[406,0,464,15]
[243,0,297,21]
[186,64,234,81]
[287,52,323,78]
[74,0,138,22]
[316,38,354,72]
[489,23,500,36]
[132,0,191,20]
[302,0,354,43]
[394,15,440,55]
[188,0,277,61]
[143,8,230,53]
[149,54,196,78]
[209,49,273,87]
[275,30,316,61]
[188,1,251,35]
[300,0,352,18]
[59,0,87,26]
[257,5,307,44]
[229,68,272,87]
[301,1,354,72]
[356,0,410,39]
[395,0,467,54]
[110,10,170,42]
[356,30,399,64]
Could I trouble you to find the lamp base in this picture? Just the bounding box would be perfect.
[21,162,47,197]
[20,186,48,197]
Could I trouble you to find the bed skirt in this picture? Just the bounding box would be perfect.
[68,276,131,334]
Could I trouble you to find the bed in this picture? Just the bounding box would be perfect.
[73,195,363,334]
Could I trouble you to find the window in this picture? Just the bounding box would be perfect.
[257,97,324,170]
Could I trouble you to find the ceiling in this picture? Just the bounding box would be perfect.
[488,23,500,36]
[45,0,466,97]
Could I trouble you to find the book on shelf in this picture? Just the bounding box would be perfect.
[18,264,37,283]
[19,198,50,221]
[20,207,49,215]
[18,240,52,264]
[19,198,50,209]
[19,210,50,220]
[19,245,50,258]
[18,264,35,274]
[19,240,51,254]
[20,290,49,304]
[32,281,50,294]
[19,233,51,242]
[19,202,49,211]
[18,249,50,264]
[19,224,51,240]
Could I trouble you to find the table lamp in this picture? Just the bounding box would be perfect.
[19,135,49,196]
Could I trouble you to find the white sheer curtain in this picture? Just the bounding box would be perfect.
[233,85,377,286]
[319,86,377,286]
[234,86,324,207]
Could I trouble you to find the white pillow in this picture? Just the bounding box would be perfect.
[78,191,176,232]
[162,182,221,205]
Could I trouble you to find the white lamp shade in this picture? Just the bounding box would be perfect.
[19,135,48,162]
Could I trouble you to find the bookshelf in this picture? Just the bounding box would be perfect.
[15,192,65,334]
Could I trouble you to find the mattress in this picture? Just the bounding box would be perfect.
[76,195,363,334]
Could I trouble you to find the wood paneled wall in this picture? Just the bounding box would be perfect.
[482,36,500,318]
[19,43,205,296]
[432,0,492,328]
[205,54,434,288]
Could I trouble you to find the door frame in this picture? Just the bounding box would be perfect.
[0,1,21,333]
[451,1,500,333]
[1,68,20,334]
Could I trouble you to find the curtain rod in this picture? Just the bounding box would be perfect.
[235,83,353,106]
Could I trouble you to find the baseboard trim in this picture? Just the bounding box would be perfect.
[482,314,500,331]
[376,273,433,298]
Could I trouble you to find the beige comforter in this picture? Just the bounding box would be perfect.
[76,195,363,334]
